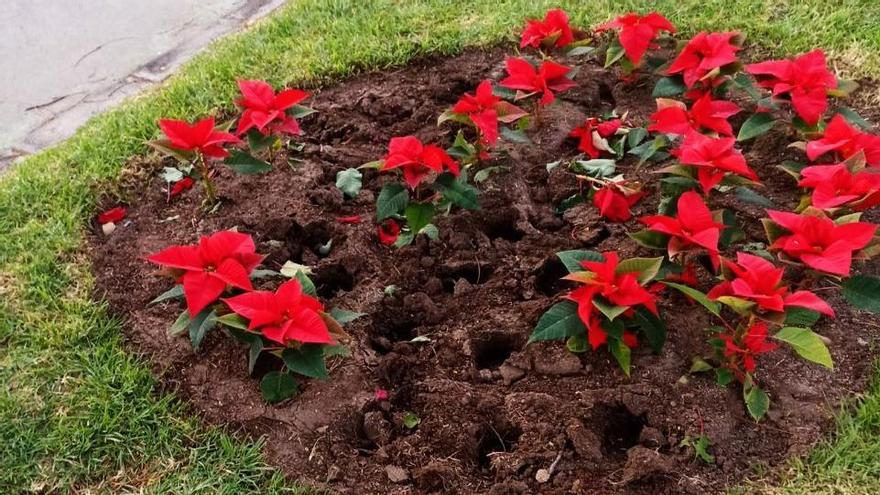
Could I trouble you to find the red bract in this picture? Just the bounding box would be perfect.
[640,191,724,269]
[500,58,576,106]
[569,118,622,158]
[564,251,657,350]
[451,80,526,146]
[98,206,126,224]
[719,321,777,373]
[766,210,877,276]
[158,117,241,158]
[170,177,194,197]
[147,231,263,316]
[648,94,740,137]
[799,164,880,211]
[235,80,310,136]
[667,32,741,88]
[380,136,460,189]
[593,183,645,222]
[673,132,758,193]
[223,278,331,345]
[520,8,574,49]
[806,114,880,166]
[746,50,836,126]
[708,252,834,316]
[377,219,401,246]
[336,215,363,224]
[596,12,675,64]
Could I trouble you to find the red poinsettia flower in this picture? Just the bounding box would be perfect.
[147,230,263,316]
[451,80,527,146]
[806,114,880,166]
[799,163,880,211]
[719,321,777,373]
[158,117,241,158]
[640,191,724,269]
[377,219,401,246]
[170,177,194,197]
[235,80,310,136]
[766,210,877,276]
[499,58,576,106]
[746,50,836,126]
[98,206,126,224]
[673,132,758,193]
[569,118,622,158]
[583,315,639,351]
[667,32,741,88]
[708,252,834,316]
[520,8,574,49]
[596,12,675,64]
[380,136,459,189]
[593,183,645,222]
[648,94,740,137]
[564,251,657,350]
[223,278,331,345]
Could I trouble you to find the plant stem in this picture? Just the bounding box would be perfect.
[195,153,218,206]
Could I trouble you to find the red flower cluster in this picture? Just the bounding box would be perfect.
[648,94,740,137]
[565,252,657,350]
[673,132,758,193]
[159,117,241,159]
[799,163,880,211]
[377,219,401,246]
[520,8,574,49]
[381,136,460,190]
[708,252,834,316]
[667,31,741,88]
[597,12,675,64]
[500,58,576,106]
[719,321,777,373]
[147,230,263,316]
[593,182,645,222]
[223,278,332,345]
[640,191,723,269]
[451,80,526,146]
[767,210,877,276]
[746,50,836,126]
[235,79,310,136]
[569,118,622,158]
[807,114,880,167]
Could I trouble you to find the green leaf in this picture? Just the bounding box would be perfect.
[528,301,586,343]
[245,128,277,151]
[161,166,184,183]
[150,285,184,305]
[566,334,590,353]
[393,231,415,248]
[556,250,604,273]
[733,72,762,101]
[499,126,531,144]
[248,338,263,375]
[555,194,586,215]
[250,269,279,280]
[288,105,316,119]
[627,128,648,148]
[616,257,663,284]
[604,40,626,68]
[402,412,421,429]
[223,150,273,174]
[420,224,439,240]
[631,307,666,353]
[376,183,409,221]
[335,168,363,198]
[784,307,821,327]
[652,76,687,97]
[719,209,745,249]
[324,344,350,358]
[594,298,628,322]
[737,113,776,142]
[329,308,365,325]
[715,368,733,386]
[735,186,775,208]
[690,357,713,373]
[628,230,669,250]
[774,327,833,369]
[295,271,317,297]
[216,313,250,331]
[682,435,715,464]
[474,166,508,183]
[609,338,632,376]
[282,344,329,379]
[260,371,298,404]
[744,383,770,421]
[834,107,872,130]
[566,45,595,57]
[842,275,880,314]
[404,202,435,235]
[147,139,195,162]
[571,159,616,178]
[169,310,190,336]
[434,173,479,210]
[188,308,217,350]
[715,296,755,316]
[663,282,720,316]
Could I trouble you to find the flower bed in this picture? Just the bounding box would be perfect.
[90,10,880,494]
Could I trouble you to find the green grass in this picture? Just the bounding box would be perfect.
[1,0,880,492]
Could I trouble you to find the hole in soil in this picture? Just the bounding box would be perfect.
[593,404,646,458]
[438,261,494,292]
[311,262,354,298]
[481,209,524,242]
[534,256,572,297]
[598,81,616,105]
[286,220,344,262]
[250,351,283,379]
[476,423,522,471]
[370,321,417,354]
[471,332,522,370]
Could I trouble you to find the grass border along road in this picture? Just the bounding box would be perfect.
[2,0,879,493]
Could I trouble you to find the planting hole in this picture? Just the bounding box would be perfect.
[481,208,523,242]
[476,423,522,471]
[534,256,572,297]
[311,262,354,298]
[286,220,344,262]
[592,404,646,458]
[439,261,493,292]
[471,332,522,370]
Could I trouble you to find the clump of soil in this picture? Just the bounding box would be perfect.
[89,47,880,494]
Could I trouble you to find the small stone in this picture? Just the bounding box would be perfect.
[533,350,582,376]
[638,427,666,448]
[535,468,551,483]
[385,465,410,483]
[499,364,526,386]
[101,222,116,235]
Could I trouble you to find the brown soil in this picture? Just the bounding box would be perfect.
[89,47,880,494]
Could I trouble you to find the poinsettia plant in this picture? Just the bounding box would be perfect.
[797,152,880,213]
[804,114,880,167]
[234,79,314,161]
[657,31,744,100]
[499,57,576,113]
[529,250,667,375]
[597,12,675,78]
